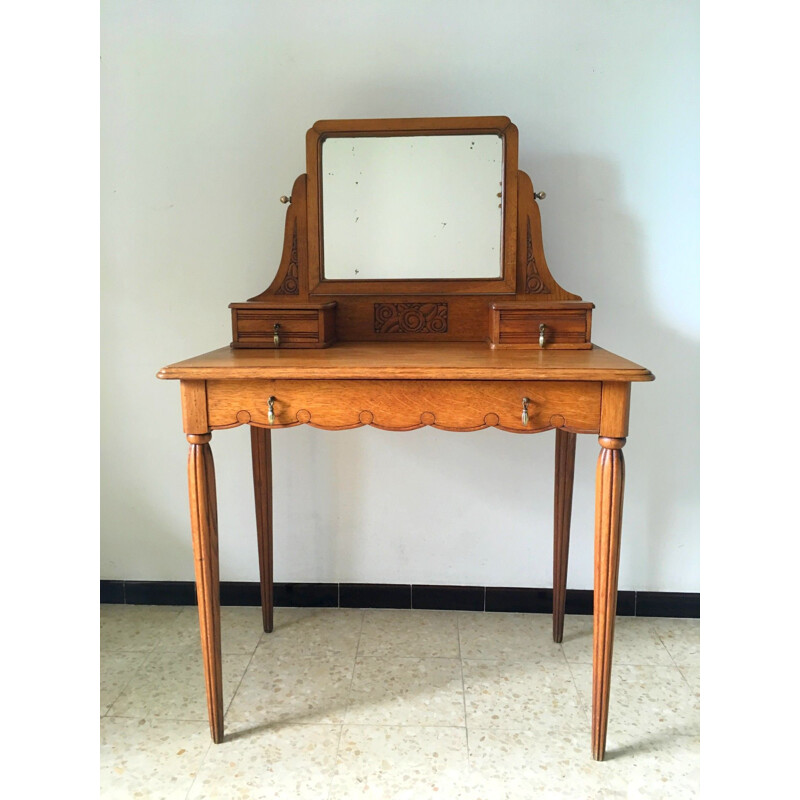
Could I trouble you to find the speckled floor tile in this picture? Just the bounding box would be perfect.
[652,618,700,668]
[187,724,341,799]
[225,655,355,728]
[602,733,700,799]
[100,717,211,799]
[253,607,363,661]
[101,651,147,715]
[463,659,587,731]
[561,616,674,666]
[100,604,184,652]
[107,649,251,721]
[330,725,469,800]
[468,728,628,799]
[98,606,700,798]
[359,609,460,658]
[570,664,700,740]
[155,605,268,655]
[458,612,565,662]
[346,657,465,726]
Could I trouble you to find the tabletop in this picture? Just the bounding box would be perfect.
[157,342,654,382]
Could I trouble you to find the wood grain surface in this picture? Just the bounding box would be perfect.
[592,435,626,761]
[159,343,653,382]
[187,434,223,743]
[205,378,602,433]
[250,427,274,633]
[553,429,577,643]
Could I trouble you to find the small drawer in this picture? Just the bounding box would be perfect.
[206,379,602,434]
[489,301,593,349]
[230,302,336,349]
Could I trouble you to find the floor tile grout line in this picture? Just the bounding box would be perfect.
[100,651,151,717]
[329,608,365,800]
[457,612,472,773]
[104,648,163,717]
[660,634,681,669]
[562,647,591,725]
[104,713,209,723]
[182,734,213,800]
[652,623,688,674]
[224,635,262,721]
[676,663,696,692]
[330,722,470,729]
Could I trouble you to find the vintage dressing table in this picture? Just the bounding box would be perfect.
[157,117,653,760]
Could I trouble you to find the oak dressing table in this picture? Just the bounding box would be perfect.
[158,117,654,760]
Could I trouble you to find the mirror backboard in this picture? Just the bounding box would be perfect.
[237,115,587,348]
[306,117,518,295]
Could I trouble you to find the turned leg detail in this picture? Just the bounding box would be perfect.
[187,433,223,744]
[250,426,274,633]
[592,435,626,761]
[553,429,577,643]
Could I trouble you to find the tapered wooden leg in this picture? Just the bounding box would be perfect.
[592,436,626,761]
[250,426,274,633]
[187,433,223,744]
[553,429,577,643]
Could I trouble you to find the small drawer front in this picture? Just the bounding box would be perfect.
[490,303,593,349]
[238,312,319,344]
[206,379,601,434]
[231,303,336,348]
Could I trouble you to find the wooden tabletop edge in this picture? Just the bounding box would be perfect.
[156,366,655,381]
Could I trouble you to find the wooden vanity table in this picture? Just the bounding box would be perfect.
[158,117,653,760]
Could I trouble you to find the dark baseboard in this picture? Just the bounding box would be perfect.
[100,580,699,618]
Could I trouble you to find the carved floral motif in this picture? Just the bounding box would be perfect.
[373,302,448,334]
[524,217,551,294]
[276,221,299,295]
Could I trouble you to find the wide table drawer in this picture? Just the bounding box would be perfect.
[206,379,602,433]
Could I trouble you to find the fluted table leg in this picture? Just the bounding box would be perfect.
[553,429,576,643]
[251,426,274,633]
[592,435,626,761]
[187,432,223,744]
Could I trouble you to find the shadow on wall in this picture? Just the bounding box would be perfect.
[315,152,698,591]
[534,153,699,590]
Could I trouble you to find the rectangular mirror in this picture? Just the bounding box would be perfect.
[321,134,503,280]
[306,117,518,295]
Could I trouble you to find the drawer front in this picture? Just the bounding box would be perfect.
[237,311,319,345]
[232,305,336,348]
[206,379,601,433]
[490,303,593,349]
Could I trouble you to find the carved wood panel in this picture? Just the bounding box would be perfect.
[275,221,299,295]
[373,302,449,334]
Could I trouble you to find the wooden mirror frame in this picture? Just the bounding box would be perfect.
[307,117,518,295]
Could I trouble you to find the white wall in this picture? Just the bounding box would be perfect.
[101,0,699,592]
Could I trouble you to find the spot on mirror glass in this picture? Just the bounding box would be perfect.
[321,134,503,280]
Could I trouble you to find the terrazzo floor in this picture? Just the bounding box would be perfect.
[100,605,700,799]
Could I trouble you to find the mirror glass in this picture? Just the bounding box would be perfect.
[321,134,504,280]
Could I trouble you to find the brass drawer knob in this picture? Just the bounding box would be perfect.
[273,323,281,347]
[539,323,546,348]
[279,195,292,204]
[522,397,530,426]
[267,396,276,425]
